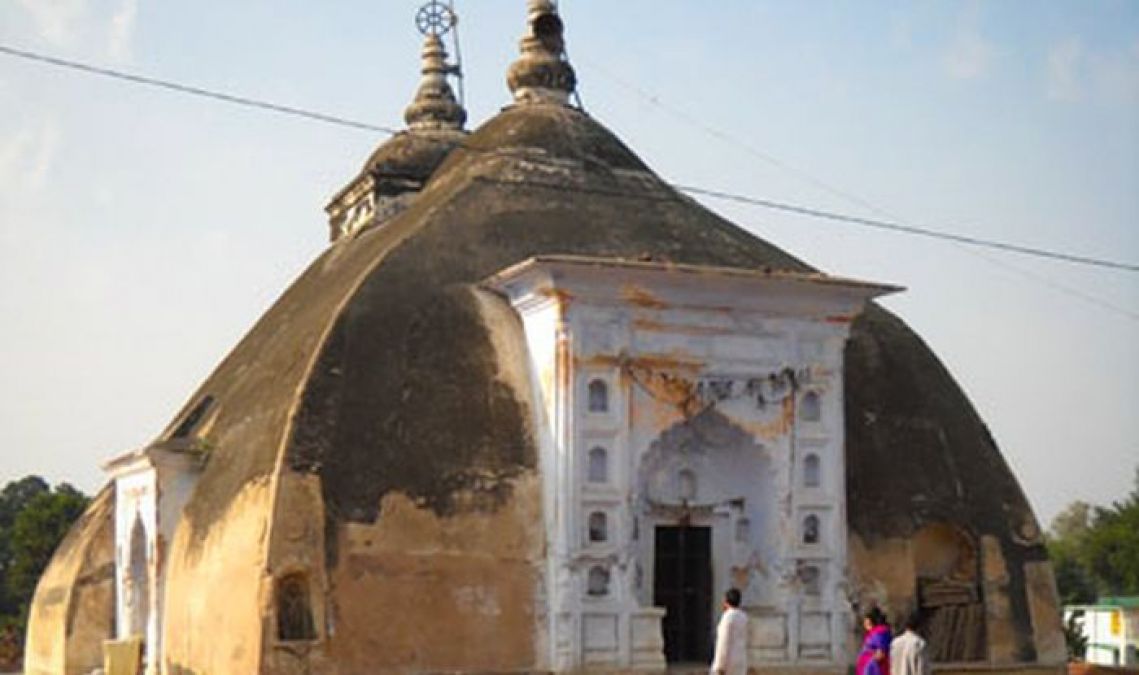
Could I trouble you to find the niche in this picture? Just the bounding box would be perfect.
[799,564,822,596]
[803,453,821,488]
[802,514,820,545]
[735,517,751,543]
[912,523,985,661]
[588,511,608,543]
[276,573,317,641]
[588,379,609,413]
[126,513,149,637]
[588,446,609,484]
[800,391,821,422]
[587,566,610,597]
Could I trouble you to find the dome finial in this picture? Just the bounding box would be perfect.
[507,0,577,105]
[404,33,467,131]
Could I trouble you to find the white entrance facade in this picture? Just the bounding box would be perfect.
[104,441,204,674]
[486,256,898,671]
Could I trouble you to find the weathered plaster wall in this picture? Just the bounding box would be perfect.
[1023,561,1066,664]
[322,482,544,673]
[843,305,1061,663]
[278,287,547,674]
[261,471,331,674]
[848,534,917,621]
[162,478,271,674]
[848,526,1064,666]
[23,485,115,675]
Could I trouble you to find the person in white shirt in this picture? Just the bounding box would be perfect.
[711,588,748,675]
[890,612,930,675]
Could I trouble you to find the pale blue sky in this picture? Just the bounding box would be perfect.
[0,1,1136,526]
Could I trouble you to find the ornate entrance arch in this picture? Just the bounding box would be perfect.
[634,410,774,662]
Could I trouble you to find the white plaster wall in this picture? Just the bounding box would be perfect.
[491,260,885,671]
[108,450,201,675]
[111,467,158,658]
[153,461,198,672]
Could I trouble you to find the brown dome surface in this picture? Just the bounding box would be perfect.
[159,101,1047,659]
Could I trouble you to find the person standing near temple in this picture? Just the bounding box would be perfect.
[711,588,748,675]
[890,613,930,675]
[857,607,893,675]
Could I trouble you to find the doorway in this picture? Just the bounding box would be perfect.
[653,525,713,664]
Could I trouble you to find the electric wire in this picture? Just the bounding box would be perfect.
[578,54,1139,316]
[2,42,1136,277]
[677,185,1138,273]
[0,44,402,136]
[579,54,890,219]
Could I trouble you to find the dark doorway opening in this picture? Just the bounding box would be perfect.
[653,525,713,664]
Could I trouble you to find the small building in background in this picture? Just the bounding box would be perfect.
[1065,597,1139,668]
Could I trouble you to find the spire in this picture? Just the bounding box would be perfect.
[507,0,577,105]
[404,34,467,132]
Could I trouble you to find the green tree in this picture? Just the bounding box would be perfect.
[0,477,89,639]
[1083,469,1139,596]
[1050,500,1092,542]
[0,476,51,620]
[1049,544,1098,604]
[1047,500,1097,604]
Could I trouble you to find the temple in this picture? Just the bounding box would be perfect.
[24,2,1066,674]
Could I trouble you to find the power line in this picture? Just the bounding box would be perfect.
[677,186,1139,273]
[0,44,401,135]
[580,55,1139,311]
[579,55,890,219]
[2,42,1136,275]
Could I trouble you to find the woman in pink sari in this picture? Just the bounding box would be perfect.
[856,608,892,675]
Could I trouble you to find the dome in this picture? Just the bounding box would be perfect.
[28,5,1060,673]
[146,99,1050,668]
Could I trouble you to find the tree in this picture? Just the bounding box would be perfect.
[1061,611,1088,661]
[1050,500,1091,542]
[0,477,89,641]
[1048,467,1139,659]
[1083,470,1139,596]
[4,485,89,624]
[1047,500,1098,604]
[0,476,51,620]
[1049,544,1097,605]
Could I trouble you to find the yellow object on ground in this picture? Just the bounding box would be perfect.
[103,636,142,675]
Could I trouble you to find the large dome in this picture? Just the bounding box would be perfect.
[26,6,1061,673]
[173,99,1047,658]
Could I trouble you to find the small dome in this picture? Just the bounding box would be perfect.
[325,33,467,241]
[365,130,465,186]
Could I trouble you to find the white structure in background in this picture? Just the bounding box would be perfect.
[486,256,899,671]
[1065,598,1139,667]
[103,405,211,675]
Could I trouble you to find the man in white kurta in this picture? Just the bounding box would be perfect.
[890,613,930,675]
[711,588,748,675]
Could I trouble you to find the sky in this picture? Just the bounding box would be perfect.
[0,1,1136,528]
